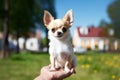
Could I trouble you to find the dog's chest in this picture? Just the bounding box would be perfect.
[49,41,73,55]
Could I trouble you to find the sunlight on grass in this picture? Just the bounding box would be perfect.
[0,52,120,80]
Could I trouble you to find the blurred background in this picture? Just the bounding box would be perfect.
[0,0,120,80]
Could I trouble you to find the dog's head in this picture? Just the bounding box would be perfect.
[43,10,73,39]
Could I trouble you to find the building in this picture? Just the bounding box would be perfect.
[73,26,120,51]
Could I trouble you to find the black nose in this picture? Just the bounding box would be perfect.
[57,32,62,36]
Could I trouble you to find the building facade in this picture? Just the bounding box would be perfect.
[73,27,120,51]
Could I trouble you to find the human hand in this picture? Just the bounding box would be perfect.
[34,65,75,80]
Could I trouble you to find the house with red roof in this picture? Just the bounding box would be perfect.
[73,26,120,51]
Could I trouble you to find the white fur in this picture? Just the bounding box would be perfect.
[44,9,76,72]
[48,30,76,69]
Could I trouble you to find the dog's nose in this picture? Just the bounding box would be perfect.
[57,32,62,36]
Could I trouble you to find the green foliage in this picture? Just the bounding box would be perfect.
[99,19,108,27]
[0,0,56,35]
[41,37,48,47]
[0,0,4,16]
[9,0,35,32]
[107,0,120,38]
[98,19,114,37]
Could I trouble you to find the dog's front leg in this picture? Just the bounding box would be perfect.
[50,56,56,71]
[64,61,70,73]
[64,55,71,73]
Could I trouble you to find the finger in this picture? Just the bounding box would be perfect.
[61,68,76,78]
[43,64,51,69]
[34,76,41,80]
[41,64,51,73]
[53,69,73,79]
[70,68,76,74]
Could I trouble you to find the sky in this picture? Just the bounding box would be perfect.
[54,0,113,36]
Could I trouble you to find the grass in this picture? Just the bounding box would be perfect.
[0,51,120,80]
[0,52,50,80]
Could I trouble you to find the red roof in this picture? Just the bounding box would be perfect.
[77,27,106,37]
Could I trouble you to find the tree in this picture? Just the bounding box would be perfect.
[0,0,9,58]
[0,0,4,31]
[98,19,114,37]
[0,0,56,34]
[0,0,56,58]
[99,19,108,27]
[107,0,120,38]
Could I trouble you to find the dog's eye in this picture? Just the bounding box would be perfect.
[62,27,67,32]
[51,28,55,32]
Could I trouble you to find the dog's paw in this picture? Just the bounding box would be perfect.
[49,67,56,71]
[64,67,70,73]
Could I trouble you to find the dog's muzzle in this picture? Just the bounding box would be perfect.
[57,32,63,37]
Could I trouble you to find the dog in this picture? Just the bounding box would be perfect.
[43,9,76,73]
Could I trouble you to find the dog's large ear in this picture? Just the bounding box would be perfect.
[43,10,54,27]
[63,9,73,26]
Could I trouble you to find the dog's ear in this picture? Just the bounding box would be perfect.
[63,9,73,27]
[43,10,54,27]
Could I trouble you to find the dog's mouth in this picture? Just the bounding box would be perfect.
[57,34,63,38]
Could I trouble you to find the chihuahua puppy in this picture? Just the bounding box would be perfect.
[43,9,76,73]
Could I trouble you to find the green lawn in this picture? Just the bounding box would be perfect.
[0,51,120,80]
